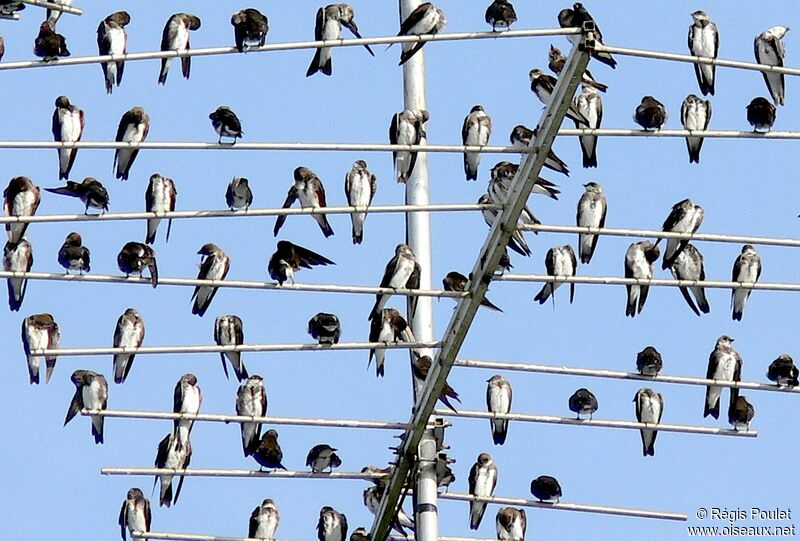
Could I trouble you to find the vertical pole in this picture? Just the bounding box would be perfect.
[399,2,437,541]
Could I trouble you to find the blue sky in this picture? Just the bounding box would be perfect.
[1,1,799,540]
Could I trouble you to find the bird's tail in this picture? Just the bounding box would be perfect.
[158,58,170,85]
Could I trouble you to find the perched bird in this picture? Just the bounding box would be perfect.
[145,174,177,244]
[158,13,202,85]
[362,485,414,535]
[226,177,253,211]
[97,11,131,94]
[252,429,287,470]
[572,85,603,168]
[634,388,663,457]
[51,96,84,180]
[485,0,516,31]
[394,3,446,65]
[250,499,280,540]
[344,160,377,244]
[549,45,607,92]
[529,69,589,124]
[728,394,755,431]
[766,354,799,387]
[508,125,570,176]
[412,354,461,412]
[462,105,492,181]
[754,26,790,106]
[530,475,562,503]
[636,346,663,377]
[368,308,412,377]
[659,199,704,270]
[173,373,202,446]
[680,95,712,164]
[634,96,667,130]
[112,308,145,384]
[209,106,243,144]
[478,194,531,258]
[236,375,267,456]
[669,243,711,316]
[154,433,192,508]
[45,177,109,215]
[731,244,762,321]
[486,375,512,445]
[215,315,248,381]
[0,36,4,61]
[118,488,151,541]
[4,176,40,244]
[57,232,90,274]
[191,243,230,317]
[625,241,660,317]
[746,97,776,132]
[488,161,558,219]
[4,238,33,312]
[568,388,598,420]
[45,0,71,26]
[350,527,370,541]
[557,3,616,68]
[688,10,719,96]
[117,242,158,288]
[21,313,60,384]
[268,240,335,286]
[496,507,526,541]
[390,109,429,183]
[34,21,70,61]
[489,161,560,202]
[576,182,607,264]
[704,335,742,419]
[533,245,577,306]
[468,453,498,530]
[274,167,334,238]
[307,444,342,473]
[307,4,373,77]
[0,1,23,16]
[114,107,150,181]
[64,369,108,444]
[369,244,420,319]
[443,271,502,312]
[232,8,269,52]
[318,507,348,541]
[308,313,341,345]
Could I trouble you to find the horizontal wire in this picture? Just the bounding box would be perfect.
[0,141,524,152]
[0,271,466,299]
[6,128,800,153]
[133,534,297,541]
[81,409,417,431]
[559,128,800,139]
[433,409,756,438]
[522,224,800,248]
[495,274,800,293]
[101,468,383,480]
[38,341,440,357]
[597,43,800,76]
[454,358,800,395]
[0,13,20,20]
[0,27,581,72]
[438,492,687,522]
[133,534,489,541]
[454,359,800,394]
[21,0,82,15]
[0,203,499,225]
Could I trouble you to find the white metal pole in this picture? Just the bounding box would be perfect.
[399,2,437,541]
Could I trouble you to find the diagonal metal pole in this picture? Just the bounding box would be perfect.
[370,26,592,541]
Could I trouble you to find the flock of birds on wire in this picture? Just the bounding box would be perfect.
[2,1,799,541]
